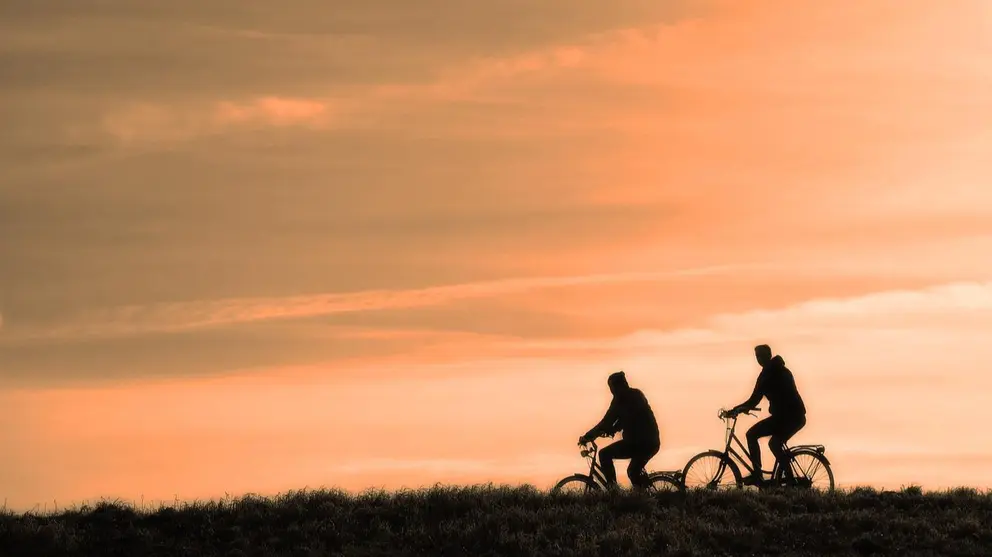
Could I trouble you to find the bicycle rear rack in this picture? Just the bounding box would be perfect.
[790,444,825,453]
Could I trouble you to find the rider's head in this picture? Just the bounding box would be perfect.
[608,371,629,395]
[754,344,773,366]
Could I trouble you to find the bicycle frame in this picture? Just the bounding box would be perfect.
[578,439,661,488]
[579,441,611,487]
[681,408,833,491]
[720,412,786,478]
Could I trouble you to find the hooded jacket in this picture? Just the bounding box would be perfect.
[745,355,806,417]
[585,374,660,447]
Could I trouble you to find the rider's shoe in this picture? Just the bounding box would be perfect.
[604,482,622,493]
[779,475,810,489]
[741,474,764,487]
[631,471,651,492]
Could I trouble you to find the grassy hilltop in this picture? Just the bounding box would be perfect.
[2,485,991,556]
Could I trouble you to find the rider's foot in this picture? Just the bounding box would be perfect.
[604,482,622,493]
[742,474,764,487]
[632,471,651,492]
[779,475,810,488]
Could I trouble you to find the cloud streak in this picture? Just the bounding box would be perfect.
[11,265,751,340]
[508,280,992,356]
[100,95,337,144]
[88,29,613,146]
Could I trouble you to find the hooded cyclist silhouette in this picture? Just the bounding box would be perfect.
[578,371,660,489]
[727,344,807,486]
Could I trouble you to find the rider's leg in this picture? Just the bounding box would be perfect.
[745,417,777,485]
[598,440,633,487]
[626,442,660,489]
[770,414,807,480]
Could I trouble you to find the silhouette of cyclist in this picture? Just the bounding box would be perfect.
[578,371,660,489]
[726,344,806,486]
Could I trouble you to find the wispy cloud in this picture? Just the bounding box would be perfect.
[90,33,600,145]
[510,280,992,355]
[214,96,332,126]
[99,95,338,144]
[10,265,750,341]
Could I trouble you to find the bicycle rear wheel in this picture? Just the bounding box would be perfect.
[785,449,834,491]
[551,474,600,494]
[646,472,684,493]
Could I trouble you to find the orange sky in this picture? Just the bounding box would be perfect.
[2,0,992,510]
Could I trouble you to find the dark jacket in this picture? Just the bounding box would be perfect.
[744,355,806,417]
[585,387,660,446]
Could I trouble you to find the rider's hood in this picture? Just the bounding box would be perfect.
[767,355,785,367]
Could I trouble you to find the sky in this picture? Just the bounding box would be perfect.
[2,0,992,511]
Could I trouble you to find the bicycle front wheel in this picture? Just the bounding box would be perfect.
[551,474,600,495]
[682,450,743,490]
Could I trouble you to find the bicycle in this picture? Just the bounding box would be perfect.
[551,438,685,494]
[681,407,834,491]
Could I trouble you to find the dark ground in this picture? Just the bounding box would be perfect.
[2,485,990,556]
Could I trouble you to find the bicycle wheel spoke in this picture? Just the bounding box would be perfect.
[552,476,598,494]
[646,475,681,493]
[684,453,740,490]
[687,458,715,486]
[789,453,833,491]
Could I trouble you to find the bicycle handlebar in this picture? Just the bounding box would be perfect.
[718,407,762,419]
[579,439,599,458]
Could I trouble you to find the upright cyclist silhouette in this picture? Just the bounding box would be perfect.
[578,371,660,489]
[726,344,807,486]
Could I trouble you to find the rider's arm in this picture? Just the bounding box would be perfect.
[584,398,620,439]
[732,371,765,414]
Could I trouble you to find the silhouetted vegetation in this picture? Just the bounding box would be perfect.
[2,485,991,556]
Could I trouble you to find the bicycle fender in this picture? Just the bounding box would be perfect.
[790,447,831,465]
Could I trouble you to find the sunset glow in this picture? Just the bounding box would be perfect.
[2,0,991,511]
